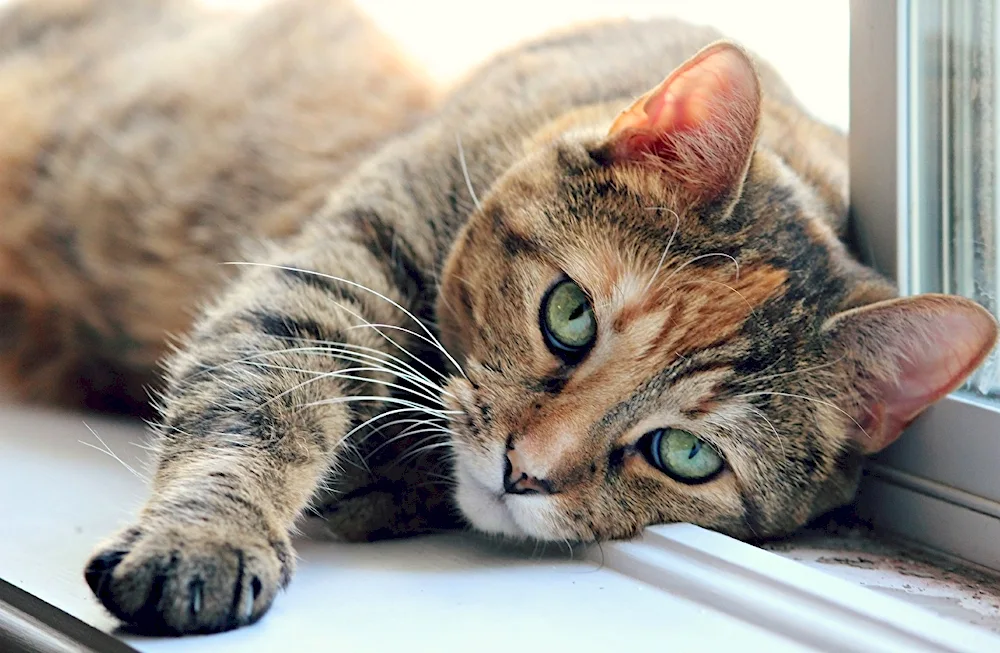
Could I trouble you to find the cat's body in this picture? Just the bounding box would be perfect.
[0,0,434,413]
[1,0,995,637]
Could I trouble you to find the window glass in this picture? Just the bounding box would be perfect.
[908,0,999,397]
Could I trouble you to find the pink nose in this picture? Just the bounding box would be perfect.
[504,447,554,495]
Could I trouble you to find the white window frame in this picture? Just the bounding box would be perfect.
[850,0,1000,571]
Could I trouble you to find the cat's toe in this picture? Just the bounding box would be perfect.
[83,525,291,635]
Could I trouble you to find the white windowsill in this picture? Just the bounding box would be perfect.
[2,403,999,652]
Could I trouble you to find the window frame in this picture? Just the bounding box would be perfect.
[849,0,1000,570]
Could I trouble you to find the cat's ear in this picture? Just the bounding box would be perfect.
[822,294,998,454]
[603,41,762,208]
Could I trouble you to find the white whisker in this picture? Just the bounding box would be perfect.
[675,279,758,320]
[385,430,453,464]
[340,408,430,447]
[747,356,845,386]
[79,423,147,482]
[321,298,456,384]
[301,395,461,419]
[344,322,463,377]
[735,391,871,441]
[744,405,787,461]
[641,207,682,295]
[248,362,445,408]
[366,417,453,456]
[224,262,468,380]
[562,537,575,561]
[396,440,455,467]
[456,133,482,211]
[660,252,741,287]
[307,349,450,398]
[411,479,458,488]
[179,340,450,397]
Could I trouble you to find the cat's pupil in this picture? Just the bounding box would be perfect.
[688,439,702,460]
[540,279,597,358]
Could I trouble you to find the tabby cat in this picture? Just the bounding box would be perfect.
[2,0,996,637]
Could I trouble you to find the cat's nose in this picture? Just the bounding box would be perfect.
[504,447,554,495]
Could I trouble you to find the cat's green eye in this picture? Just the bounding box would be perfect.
[645,428,724,483]
[540,279,596,359]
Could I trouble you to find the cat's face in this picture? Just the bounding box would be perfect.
[437,43,998,542]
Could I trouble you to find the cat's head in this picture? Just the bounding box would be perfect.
[437,42,998,542]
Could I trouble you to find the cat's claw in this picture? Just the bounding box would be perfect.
[243,582,256,622]
[189,578,203,617]
[84,525,290,635]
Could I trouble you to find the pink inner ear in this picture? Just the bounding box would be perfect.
[606,42,761,205]
[613,46,753,134]
[830,296,999,454]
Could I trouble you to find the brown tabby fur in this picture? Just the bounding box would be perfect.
[0,0,435,413]
[0,1,994,637]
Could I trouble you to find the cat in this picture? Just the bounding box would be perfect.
[1,0,994,638]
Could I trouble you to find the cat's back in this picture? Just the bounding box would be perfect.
[0,0,434,218]
[435,20,796,126]
[0,0,437,411]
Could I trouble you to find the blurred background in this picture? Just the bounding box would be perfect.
[205,0,851,131]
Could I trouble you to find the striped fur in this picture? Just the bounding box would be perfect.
[0,0,434,412]
[1,5,992,635]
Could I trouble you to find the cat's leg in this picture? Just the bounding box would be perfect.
[84,223,446,634]
[313,463,464,542]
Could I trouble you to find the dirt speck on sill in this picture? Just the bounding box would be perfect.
[761,508,1000,634]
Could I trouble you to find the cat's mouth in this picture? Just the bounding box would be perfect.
[453,462,528,539]
[452,436,571,542]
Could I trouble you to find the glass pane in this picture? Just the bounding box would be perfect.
[908,0,999,397]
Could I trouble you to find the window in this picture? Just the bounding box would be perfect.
[907,0,999,397]
[851,0,1000,569]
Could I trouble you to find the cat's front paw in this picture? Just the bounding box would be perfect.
[84,524,292,635]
